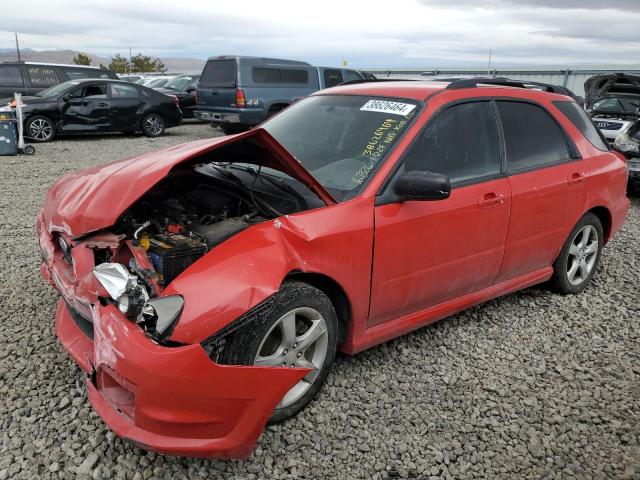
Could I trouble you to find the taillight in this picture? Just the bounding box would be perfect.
[236,88,245,108]
[170,95,179,107]
[195,89,199,105]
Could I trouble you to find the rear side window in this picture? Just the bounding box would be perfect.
[323,69,343,88]
[553,101,609,151]
[252,68,309,84]
[403,101,502,183]
[64,68,111,80]
[253,68,281,83]
[281,69,308,83]
[27,66,60,87]
[110,83,140,97]
[0,66,24,86]
[200,60,236,87]
[497,101,571,172]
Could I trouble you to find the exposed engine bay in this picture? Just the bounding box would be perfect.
[111,171,273,286]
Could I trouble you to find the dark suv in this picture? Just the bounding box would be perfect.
[194,55,363,134]
[0,62,117,97]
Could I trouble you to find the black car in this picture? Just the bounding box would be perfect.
[154,73,200,118]
[0,62,118,98]
[1,79,182,142]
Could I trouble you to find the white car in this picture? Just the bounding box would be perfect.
[586,73,640,145]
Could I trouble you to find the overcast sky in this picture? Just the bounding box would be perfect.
[1,0,639,68]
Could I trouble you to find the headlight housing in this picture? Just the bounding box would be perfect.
[93,263,183,339]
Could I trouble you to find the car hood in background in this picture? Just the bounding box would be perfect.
[43,128,336,238]
[584,73,640,110]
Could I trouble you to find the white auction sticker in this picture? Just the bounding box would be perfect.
[360,99,416,116]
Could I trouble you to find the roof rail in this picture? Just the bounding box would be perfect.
[339,78,418,86]
[446,77,573,96]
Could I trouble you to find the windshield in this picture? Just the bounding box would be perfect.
[262,95,420,201]
[35,80,81,97]
[165,75,194,90]
[593,97,640,115]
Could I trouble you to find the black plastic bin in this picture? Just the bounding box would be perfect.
[0,111,17,156]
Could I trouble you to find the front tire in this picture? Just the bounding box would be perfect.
[220,123,247,135]
[220,281,338,424]
[552,213,603,294]
[25,115,56,142]
[141,113,165,137]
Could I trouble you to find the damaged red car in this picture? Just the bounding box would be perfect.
[37,78,630,458]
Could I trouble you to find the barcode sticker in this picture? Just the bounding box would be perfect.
[360,99,416,116]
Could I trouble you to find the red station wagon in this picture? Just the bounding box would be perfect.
[37,78,630,458]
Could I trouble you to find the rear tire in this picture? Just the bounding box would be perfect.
[25,115,56,142]
[220,281,338,424]
[141,113,165,137]
[552,213,603,294]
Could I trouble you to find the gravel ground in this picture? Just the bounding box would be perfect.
[1,123,639,479]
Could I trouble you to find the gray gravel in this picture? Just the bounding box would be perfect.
[1,123,639,479]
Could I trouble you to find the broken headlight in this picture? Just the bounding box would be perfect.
[93,263,183,338]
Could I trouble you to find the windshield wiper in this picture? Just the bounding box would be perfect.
[209,163,281,217]
[228,164,306,210]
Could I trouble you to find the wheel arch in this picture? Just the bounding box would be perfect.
[587,206,612,243]
[283,271,352,344]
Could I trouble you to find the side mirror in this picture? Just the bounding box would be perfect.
[393,170,451,201]
[62,96,69,102]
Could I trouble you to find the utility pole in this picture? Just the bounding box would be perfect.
[487,49,492,77]
[15,33,21,62]
[129,46,132,74]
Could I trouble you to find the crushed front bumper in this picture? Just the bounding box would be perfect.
[38,212,308,458]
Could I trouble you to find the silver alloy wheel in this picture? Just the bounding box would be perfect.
[144,114,163,135]
[29,118,53,141]
[254,307,328,408]
[567,224,599,286]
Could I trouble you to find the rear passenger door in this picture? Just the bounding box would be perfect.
[108,83,144,131]
[369,101,511,326]
[494,101,586,283]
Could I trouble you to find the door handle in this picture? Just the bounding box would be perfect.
[568,172,586,185]
[137,101,145,105]
[478,192,504,209]
[97,102,109,107]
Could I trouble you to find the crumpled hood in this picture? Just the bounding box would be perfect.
[43,128,335,238]
[584,73,640,109]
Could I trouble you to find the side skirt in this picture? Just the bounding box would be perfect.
[342,266,553,355]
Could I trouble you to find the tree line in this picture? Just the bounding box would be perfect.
[73,52,166,73]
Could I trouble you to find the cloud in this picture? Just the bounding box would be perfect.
[0,0,638,67]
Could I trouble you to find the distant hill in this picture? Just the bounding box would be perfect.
[0,49,205,73]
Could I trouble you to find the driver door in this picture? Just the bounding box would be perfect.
[61,83,109,131]
[369,101,512,326]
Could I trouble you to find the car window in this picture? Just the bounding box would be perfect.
[403,101,502,183]
[165,75,194,90]
[0,66,24,87]
[27,66,60,87]
[110,83,140,98]
[200,59,236,87]
[323,69,343,88]
[553,101,609,151]
[280,69,308,83]
[68,84,106,99]
[497,101,571,172]
[343,70,362,83]
[253,68,281,83]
